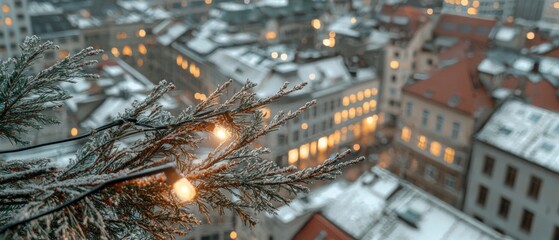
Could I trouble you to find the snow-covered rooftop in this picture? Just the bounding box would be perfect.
[272,167,506,240]
[478,58,505,75]
[476,100,559,173]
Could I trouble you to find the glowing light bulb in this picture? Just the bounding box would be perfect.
[173,178,196,201]
[230,231,238,239]
[70,128,78,137]
[213,125,229,140]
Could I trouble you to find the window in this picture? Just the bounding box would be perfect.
[405,102,413,117]
[430,141,441,156]
[498,197,511,218]
[425,164,438,182]
[476,185,488,206]
[553,226,559,240]
[504,166,517,188]
[444,174,456,190]
[390,88,397,96]
[444,148,455,164]
[288,149,298,164]
[293,130,299,142]
[527,176,542,200]
[391,75,397,82]
[451,122,460,139]
[436,115,444,132]
[482,155,495,176]
[422,110,430,127]
[520,209,534,233]
[417,135,427,150]
[401,127,411,142]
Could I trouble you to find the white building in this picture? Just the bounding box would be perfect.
[207,45,380,168]
[239,166,509,239]
[464,100,559,240]
[442,0,514,20]
[0,0,31,59]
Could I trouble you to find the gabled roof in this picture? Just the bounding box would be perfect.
[403,54,494,116]
[378,5,429,38]
[292,214,352,240]
[501,75,559,112]
[435,14,496,46]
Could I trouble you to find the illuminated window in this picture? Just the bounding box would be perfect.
[342,110,348,121]
[364,89,371,98]
[357,91,364,101]
[343,96,350,106]
[390,60,399,69]
[430,141,441,156]
[349,108,355,119]
[311,19,321,29]
[401,127,411,142]
[492,2,499,9]
[369,99,377,110]
[371,88,378,95]
[204,0,212,4]
[122,45,132,56]
[363,102,370,113]
[136,58,144,67]
[350,94,356,103]
[334,112,341,124]
[111,47,120,57]
[341,127,347,141]
[417,135,427,150]
[356,107,363,116]
[334,130,341,144]
[70,127,78,137]
[310,141,317,155]
[265,31,277,40]
[318,137,327,152]
[138,44,147,55]
[181,61,188,70]
[4,17,12,26]
[444,148,455,164]
[300,144,309,160]
[554,1,559,8]
[328,134,335,147]
[288,149,298,164]
[473,0,480,7]
[467,7,477,15]
[137,29,146,37]
[2,4,10,13]
[461,0,468,6]
[176,55,183,65]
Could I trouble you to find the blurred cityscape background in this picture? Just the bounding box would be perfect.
[1,0,559,239]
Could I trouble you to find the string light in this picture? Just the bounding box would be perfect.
[165,168,196,202]
[213,125,229,140]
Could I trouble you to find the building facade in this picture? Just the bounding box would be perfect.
[442,0,514,20]
[464,100,559,240]
[0,0,31,59]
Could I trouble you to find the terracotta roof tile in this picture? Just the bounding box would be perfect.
[293,214,353,240]
[435,14,496,47]
[502,75,559,112]
[403,54,494,116]
[378,5,429,37]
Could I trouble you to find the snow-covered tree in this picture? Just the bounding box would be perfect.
[0,37,362,239]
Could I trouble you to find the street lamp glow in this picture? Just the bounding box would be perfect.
[230,231,238,239]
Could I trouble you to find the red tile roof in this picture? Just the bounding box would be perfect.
[292,214,353,240]
[379,5,429,37]
[435,14,496,47]
[403,54,494,116]
[502,75,559,112]
[544,47,559,59]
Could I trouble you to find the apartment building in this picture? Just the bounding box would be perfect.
[464,100,559,240]
[376,5,433,124]
[442,0,514,20]
[394,54,494,208]
[0,0,31,59]
[542,0,559,26]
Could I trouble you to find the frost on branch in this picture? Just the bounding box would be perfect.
[0,38,363,239]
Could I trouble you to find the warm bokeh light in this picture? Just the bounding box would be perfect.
[401,127,411,142]
[353,144,360,151]
[461,0,468,6]
[213,125,229,140]
[526,32,535,40]
[322,38,331,47]
[351,17,357,24]
[300,144,309,160]
[205,0,212,4]
[111,47,120,57]
[70,128,78,137]
[230,231,238,239]
[280,53,288,61]
[430,141,441,156]
[138,44,147,55]
[265,31,277,40]
[2,4,10,13]
[554,1,559,8]
[101,54,109,61]
[311,19,321,29]
[389,60,399,69]
[288,148,298,164]
[301,123,308,130]
[176,55,183,65]
[137,58,144,67]
[318,137,327,152]
[308,73,316,80]
[467,7,477,15]
[343,96,349,106]
[138,29,146,37]
[173,178,196,201]
[427,8,433,15]
[4,17,12,26]
[271,51,278,59]
[122,45,133,56]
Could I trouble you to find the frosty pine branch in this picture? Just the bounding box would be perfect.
[0,36,364,239]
